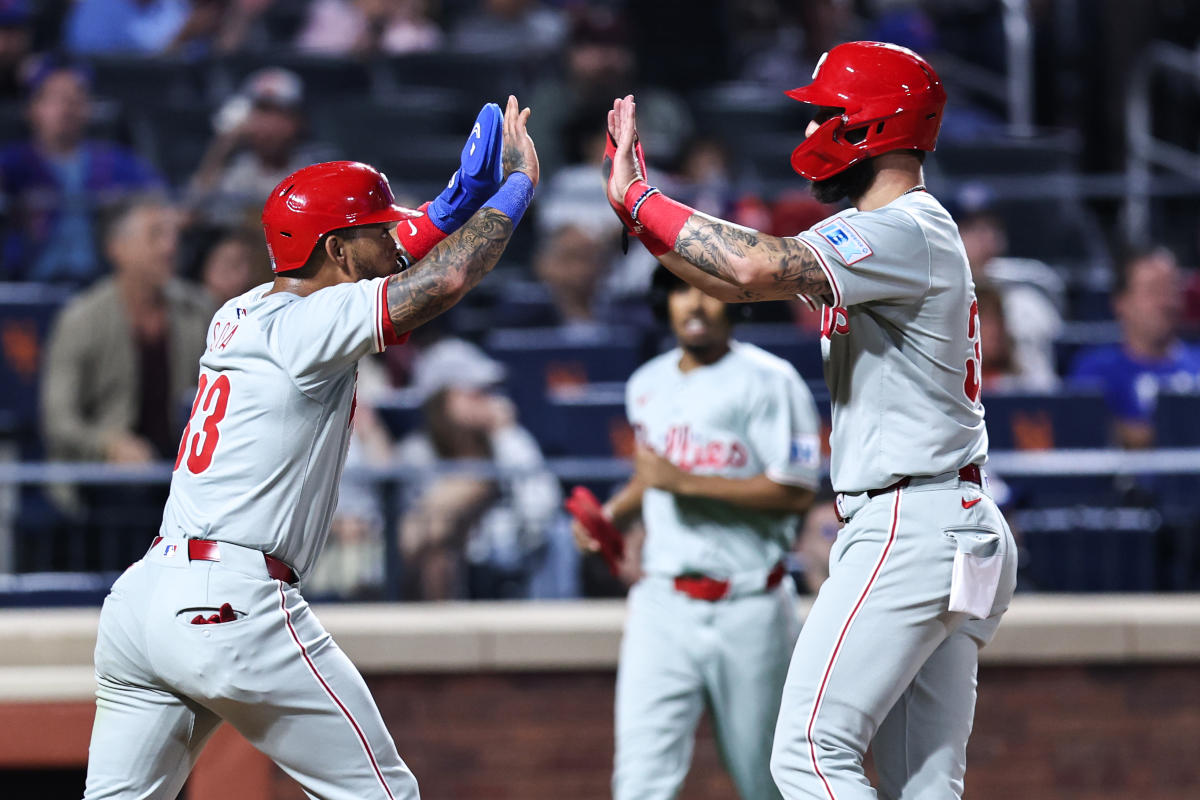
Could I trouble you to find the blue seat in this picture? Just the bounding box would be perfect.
[983,390,1110,450]
[1154,391,1200,447]
[543,383,627,457]
[1012,505,1160,591]
[0,285,70,444]
[484,327,643,452]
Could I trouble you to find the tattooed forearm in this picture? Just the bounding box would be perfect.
[673,213,833,303]
[502,140,528,181]
[387,208,513,334]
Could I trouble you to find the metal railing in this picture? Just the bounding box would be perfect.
[1124,40,1200,243]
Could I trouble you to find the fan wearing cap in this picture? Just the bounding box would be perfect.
[81,96,537,800]
[396,338,561,600]
[188,67,336,226]
[604,42,1017,799]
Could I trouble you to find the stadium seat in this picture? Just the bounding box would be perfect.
[1154,391,1200,447]
[484,326,643,452]
[932,132,1082,177]
[87,55,209,108]
[130,104,215,187]
[0,285,70,446]
[376,53,534,110]
[543,383,628,457]
[984,390,1110,450]
[1013,505,1160,591]
[211,54,375,102]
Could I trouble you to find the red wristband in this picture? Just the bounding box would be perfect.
[636,230,671,257]
[622,180,694,252]
[397,201,449,262]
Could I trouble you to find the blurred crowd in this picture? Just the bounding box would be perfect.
[3,0,1200,599]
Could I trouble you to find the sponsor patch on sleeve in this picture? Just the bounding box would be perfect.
[815,218,873,265]
[788,434,821,470]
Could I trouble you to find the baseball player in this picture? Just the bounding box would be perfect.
[82,95,539,800]
[571,266,822,800]
[603,43,1018,799]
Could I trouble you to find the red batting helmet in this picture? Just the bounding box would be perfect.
[786,41,946,181]
[261,160,421,273]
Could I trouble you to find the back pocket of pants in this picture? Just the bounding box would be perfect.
[944,528,1003,619]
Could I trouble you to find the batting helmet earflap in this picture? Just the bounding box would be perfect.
[261,160,422,273]
[786,41,946,182]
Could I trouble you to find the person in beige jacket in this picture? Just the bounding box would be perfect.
[40,196,213,561]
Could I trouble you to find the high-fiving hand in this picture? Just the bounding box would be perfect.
[606,95,645,209]
[501,94,539,187]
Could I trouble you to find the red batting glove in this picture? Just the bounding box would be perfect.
[564,485,625,577]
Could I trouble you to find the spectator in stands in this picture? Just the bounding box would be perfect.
[197,228,263,306]
[296,0,442,55]
[65,0,268,56]
[449,0,566,61]
[0,0,31,102]
[41,195,211,465]
[187,67,334,227]
[521,223,621,332]
[957,203,1063,389]
[1070,246,1200,449]
[396,338,560,600]
[0,60,163,283]
[40,196,212,561]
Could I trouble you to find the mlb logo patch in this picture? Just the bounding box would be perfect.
[816,219,873,264]
[162,544,178,558]
[788,434,820,470]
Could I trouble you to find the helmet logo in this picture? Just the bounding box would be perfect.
[812,51,828,80]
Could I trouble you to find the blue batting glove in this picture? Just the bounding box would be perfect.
[425,102,504,233]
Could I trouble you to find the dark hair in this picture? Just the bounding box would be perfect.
[1113,245,1176,296]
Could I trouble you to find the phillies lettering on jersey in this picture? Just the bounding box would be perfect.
[662,425,750,471]
[627,342,822,578]
[820,306,850,338]
[161,277,407,580]
[793,190,988,494]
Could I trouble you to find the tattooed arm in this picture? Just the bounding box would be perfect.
[670,213,833,304]
[607,95,830,304]
[387,208,514,335]
[387,94,538,335]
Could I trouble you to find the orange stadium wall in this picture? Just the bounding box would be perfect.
[1,598,1198,800]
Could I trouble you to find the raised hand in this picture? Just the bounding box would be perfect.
[606,95,645,208]
[501,94,539,187]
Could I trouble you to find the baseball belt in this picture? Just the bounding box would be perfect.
[150,536,299,584]
[836,465,985,523]
[673,561,788,602]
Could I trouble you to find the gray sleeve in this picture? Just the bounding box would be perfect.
[746,370,822,490]
[796,208,931,307]
[268,278,399,395]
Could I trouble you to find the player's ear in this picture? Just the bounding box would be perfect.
[322,233,347,268]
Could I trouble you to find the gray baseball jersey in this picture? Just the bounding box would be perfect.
[793,190,988,494]
[160,277,404,580]
[627,341,822,577]
[615,341,819,800]
[84,277,421,800]
[769,190,1017,800]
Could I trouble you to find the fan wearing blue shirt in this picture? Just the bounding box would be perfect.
[1069,247,1200,448]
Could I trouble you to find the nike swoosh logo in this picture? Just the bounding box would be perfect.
[961,497,982,509]
[406,220,418,237]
